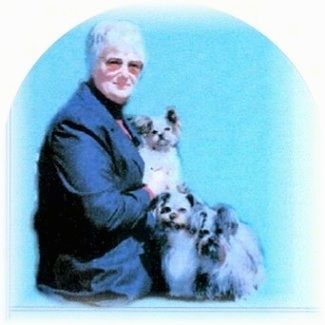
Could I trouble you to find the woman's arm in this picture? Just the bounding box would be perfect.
[50,119,152,231]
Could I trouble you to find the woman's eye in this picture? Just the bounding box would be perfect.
[106,59,120,64]
[105,59,122,70]
[128,62,143,74]
[102,58,143,75]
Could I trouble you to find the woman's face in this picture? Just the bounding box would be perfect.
[92,47,143,104]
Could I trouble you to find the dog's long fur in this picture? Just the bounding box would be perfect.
[196,204,265,300]
[130,107,182,191]
[153,191,201,298]
[130,108,265,301]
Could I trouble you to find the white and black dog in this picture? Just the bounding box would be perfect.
[153,190,201,298]
[195,204,265,300]
[130,107,183,192]
[130,108,265,301]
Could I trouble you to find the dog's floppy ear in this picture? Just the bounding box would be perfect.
[189,203,207,234]
[215,204,239,236]
[185,193,196,207]
[148,191,170,210]
[133,115,153,135]
[158,192,171,204]
[166,106,178,124]
[185,192,203,209]
[166,106,181,133]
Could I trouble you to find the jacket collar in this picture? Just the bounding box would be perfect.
[79,81,142,147]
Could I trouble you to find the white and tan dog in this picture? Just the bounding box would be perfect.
[153,190,201,298]
[195,204,265,300]
[131,107,182,192]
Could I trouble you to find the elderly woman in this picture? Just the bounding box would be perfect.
[34,20,168,302]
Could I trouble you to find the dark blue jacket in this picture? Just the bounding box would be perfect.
[34,82,161,301]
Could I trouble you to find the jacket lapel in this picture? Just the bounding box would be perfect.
[78,83,145,183]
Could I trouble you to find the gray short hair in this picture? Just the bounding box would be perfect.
[86,20,146,75]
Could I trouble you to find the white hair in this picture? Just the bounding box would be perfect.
[85,20,146,75]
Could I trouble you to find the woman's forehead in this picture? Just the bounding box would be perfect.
[101,46,144,62]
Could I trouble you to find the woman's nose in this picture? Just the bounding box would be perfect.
[118,63,129,77]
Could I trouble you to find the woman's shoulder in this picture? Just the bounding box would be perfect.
[51,82,115,132]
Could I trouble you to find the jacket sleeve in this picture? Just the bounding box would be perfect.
[50,119,152,231]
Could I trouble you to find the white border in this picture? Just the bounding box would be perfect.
[1,0,324,324]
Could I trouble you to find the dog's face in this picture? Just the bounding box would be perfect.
[154,191,195,230]
[196,204,239,263]
[196,206,225,262]
[133,107,181,152]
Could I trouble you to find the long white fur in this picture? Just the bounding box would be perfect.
[131,108,265,301]
[197,205,265,300]
[161,227,199,298]
[139,145,182,191]
[131,107,183,192]
[154,191,200,298]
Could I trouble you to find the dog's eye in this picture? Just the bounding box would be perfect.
[199,229,210,236]
[160,207,171,214]
[215,228,223,235]
[164,127,171,131]
[152,130,158,135]
[178,207,187,213]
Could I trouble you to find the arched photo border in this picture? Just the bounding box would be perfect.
[1,1,324,324]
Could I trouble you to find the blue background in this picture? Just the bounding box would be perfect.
[9,6,318,308]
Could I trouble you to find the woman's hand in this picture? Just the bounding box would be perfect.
[145,168,169,197]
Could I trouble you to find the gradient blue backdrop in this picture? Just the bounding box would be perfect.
[9,6,317,309]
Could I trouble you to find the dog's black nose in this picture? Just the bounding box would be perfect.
[208,235,218,245]
[169,212,177,220]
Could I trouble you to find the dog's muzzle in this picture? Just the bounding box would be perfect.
[198,236,226,263]
[156,138,169,147]
[161,220,186,231]
[159,219,196,234]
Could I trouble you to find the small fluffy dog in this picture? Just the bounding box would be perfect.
[130,108,265,301]
[195,204,264,300]
[153,190,201,298]
[130,107,182,191]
